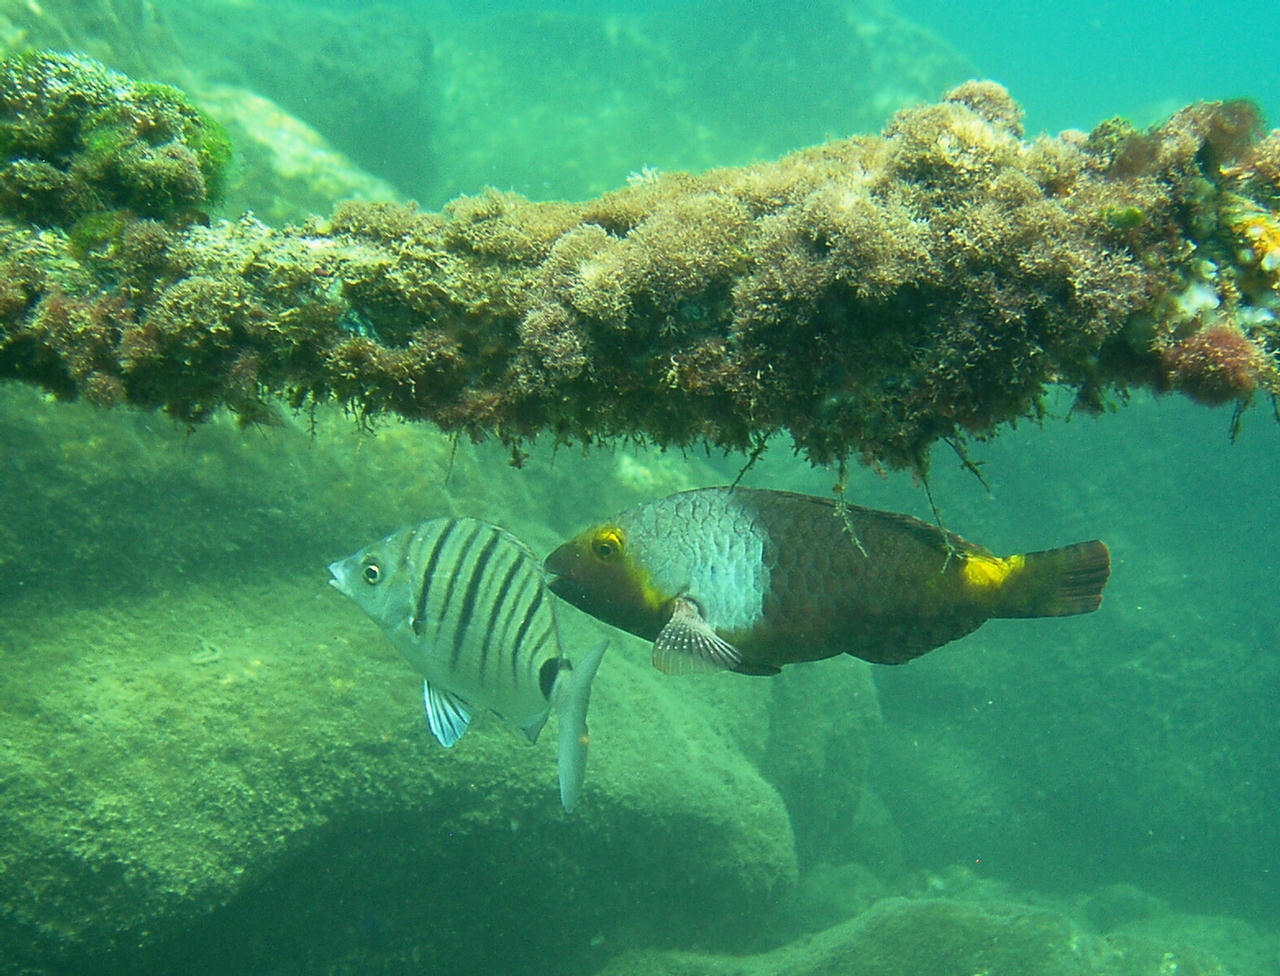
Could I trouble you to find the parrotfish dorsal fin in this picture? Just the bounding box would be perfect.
[652,597,743,675]
[424,680,472,747]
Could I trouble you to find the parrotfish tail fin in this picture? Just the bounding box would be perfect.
[993,540,1111,618]
[553,640,608,812]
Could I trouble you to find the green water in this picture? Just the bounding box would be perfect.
[1,1,1277,974]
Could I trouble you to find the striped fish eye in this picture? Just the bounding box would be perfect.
[591,527,624,561]
[361,561,383,585]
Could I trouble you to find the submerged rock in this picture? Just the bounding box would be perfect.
[187,83,404,225]
[155,0,437,200]
[591,896,1237,976]
[0,569,796,975]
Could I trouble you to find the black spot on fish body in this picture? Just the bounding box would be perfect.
[539,658,567,701]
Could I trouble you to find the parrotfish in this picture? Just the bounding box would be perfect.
[545,487,1109,676]
[329,516,607,811]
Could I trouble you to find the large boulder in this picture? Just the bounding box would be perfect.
[148,0,973,205]
[155,0,436,200]
[590,895,1238,976]
[0,503,794,975]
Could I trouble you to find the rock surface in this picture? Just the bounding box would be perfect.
[591,895,1237,976]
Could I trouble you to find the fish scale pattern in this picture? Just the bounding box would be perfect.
[623,490,769,635]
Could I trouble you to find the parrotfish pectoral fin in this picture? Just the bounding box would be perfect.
[651,597,743,675]
[554,640,608,813]
[424,680,472,747]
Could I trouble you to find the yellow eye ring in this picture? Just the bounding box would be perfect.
[591,528,624,561]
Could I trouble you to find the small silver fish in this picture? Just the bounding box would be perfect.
[329,516,606,811]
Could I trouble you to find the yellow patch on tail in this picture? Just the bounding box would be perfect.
[991,541,1111,618]
[961,553,1025,591]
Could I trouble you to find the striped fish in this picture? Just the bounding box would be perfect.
[328,517,606,811]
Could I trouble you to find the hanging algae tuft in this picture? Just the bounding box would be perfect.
[0,52,1277,472]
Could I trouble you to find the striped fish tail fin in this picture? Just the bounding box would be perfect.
[993,540,1111,618]
[554,640,608,813]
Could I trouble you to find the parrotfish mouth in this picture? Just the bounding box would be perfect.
[544,547,579,603]
[546,573,584,606]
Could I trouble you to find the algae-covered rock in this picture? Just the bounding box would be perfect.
[1083,883,1170,933]
[0,553,795,976]
[0,1,408,226]
[0,50,230,227]
[591,896,1236,976]
[1113,911,1280,976]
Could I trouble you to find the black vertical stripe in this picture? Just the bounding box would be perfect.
[526,623,556,679]
[479,549,525,679]
[510,586,545,681]
[492,571,531,653]
[438,520,484,624]
[414,519,458,637]
[493,572,538,689]
[450,528,502,667]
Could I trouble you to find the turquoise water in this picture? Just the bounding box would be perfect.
[896,0,1280,132]
[1,1,1278,974]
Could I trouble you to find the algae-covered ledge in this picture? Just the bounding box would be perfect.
[1,51,1278,471]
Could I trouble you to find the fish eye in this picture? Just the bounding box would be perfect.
[361,561,383,585]
[591,528,624,561]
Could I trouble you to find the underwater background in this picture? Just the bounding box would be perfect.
[0,1,1277,974]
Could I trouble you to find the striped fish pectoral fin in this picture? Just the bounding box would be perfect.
[424,680,472,747]
[651,597,743,675]
[554,640,608,813]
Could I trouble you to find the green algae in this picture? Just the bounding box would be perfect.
[0,52,229,227]
[1,54,1278,472]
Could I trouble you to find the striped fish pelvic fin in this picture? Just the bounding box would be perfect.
[424,680,473,747]
[553,640,608,813]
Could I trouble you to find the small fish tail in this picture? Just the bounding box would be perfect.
[554,640,608,812]
[993,540,1111,618]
